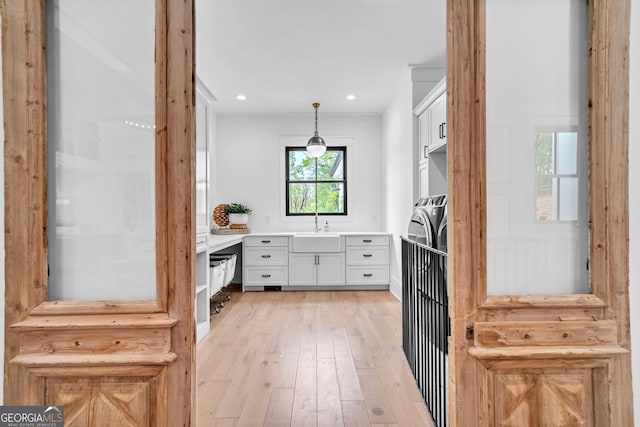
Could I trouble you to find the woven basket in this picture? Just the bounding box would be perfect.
[212,204,229,227]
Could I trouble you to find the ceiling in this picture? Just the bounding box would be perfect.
[195,0,447,114]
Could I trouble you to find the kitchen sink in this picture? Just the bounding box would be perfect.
[292,233,341,252]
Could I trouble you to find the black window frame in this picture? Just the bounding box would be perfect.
[534,127,581,222]
[285,146,348,216]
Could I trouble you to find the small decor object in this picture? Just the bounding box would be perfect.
[224,203,252,227]
[213,204,229,227]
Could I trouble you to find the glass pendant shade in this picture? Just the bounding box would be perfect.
[307,135,326,157]
[306,102,326,158]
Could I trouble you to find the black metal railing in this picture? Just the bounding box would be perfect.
[401,237,449,427]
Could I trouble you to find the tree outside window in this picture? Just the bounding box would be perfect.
[286,147,346,215]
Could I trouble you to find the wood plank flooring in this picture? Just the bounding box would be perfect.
[197,290,434,427]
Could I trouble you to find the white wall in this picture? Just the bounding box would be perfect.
[380,67,445,300]
[380,69,415,299]
[630,0,640,423]
[214,114,383,233]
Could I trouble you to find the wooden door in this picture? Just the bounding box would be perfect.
[1,1,195,425]
[447,1,632,426]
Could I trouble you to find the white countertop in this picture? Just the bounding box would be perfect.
[207,231,392,252]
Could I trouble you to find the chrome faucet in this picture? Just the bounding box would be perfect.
[314,212,320,232]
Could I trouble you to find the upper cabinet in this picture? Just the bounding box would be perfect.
[415,78,447,197]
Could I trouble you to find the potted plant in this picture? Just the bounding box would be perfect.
[224,203,252,226]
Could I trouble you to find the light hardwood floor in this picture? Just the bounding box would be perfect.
[197,290,434,426]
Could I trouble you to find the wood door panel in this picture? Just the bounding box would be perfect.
[492,369,593,427]
[20,328,172,356]
[55,383,147,427]
[47,376,159,427]
[474,320,618,348]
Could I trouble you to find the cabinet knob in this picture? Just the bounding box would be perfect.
[261,240,271,244]
[363,239,372,243]
[261,255,271,259]
[261,274,271,278]
[363,273,373,277]
[363,254,373,258]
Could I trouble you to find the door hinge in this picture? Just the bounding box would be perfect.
[466,326,474,340]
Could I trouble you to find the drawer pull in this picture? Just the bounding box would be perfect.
[363,254,373,258]
[261,274,271,278]
[261,255,271,259]
[261,240,271,244]
[363,273,373,277]
[363,239,372,243]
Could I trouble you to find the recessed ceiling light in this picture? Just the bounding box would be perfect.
[346,94,356,101]
[236,94,247,101]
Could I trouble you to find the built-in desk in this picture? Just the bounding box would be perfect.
[195,234,245,343]
[208,234,245,253]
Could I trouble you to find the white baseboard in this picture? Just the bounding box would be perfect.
[389,275,402,302]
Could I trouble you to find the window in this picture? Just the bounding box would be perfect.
[535,129,580,221]
[286,146,347,215]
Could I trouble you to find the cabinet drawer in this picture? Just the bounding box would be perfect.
[245,247,288,266]
[346,247,389,265]
[245,267,288,285]
[346,266,390,285]
[195,234,208,249]
[345,235,389,246]
[244,236,289,247]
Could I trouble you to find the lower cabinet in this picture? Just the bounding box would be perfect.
[241,234,389,290]
[345,235,390,286]
[289,252,345,286]
[243,235,289,290]
[195,239,209,343]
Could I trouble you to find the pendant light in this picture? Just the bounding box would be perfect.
[306,102,327,158]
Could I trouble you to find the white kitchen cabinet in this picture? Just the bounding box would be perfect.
[243,235,289,290]
[289,252,345,287]
[419,161,429,198]
[428,90,447,152]
[194,78,215,343]
[195,239,209,343]
[345,235,390,286]
[418,110,430,165]
[196,78,215,236]
[316,253,346,286]
[288,253,316,286]
[415,77,448,197]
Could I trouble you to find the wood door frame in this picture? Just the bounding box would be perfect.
[1,0,195,424]
[447,0,632,425]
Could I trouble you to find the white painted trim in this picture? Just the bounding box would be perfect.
[390,275,402,302]
[414,77,447,116]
